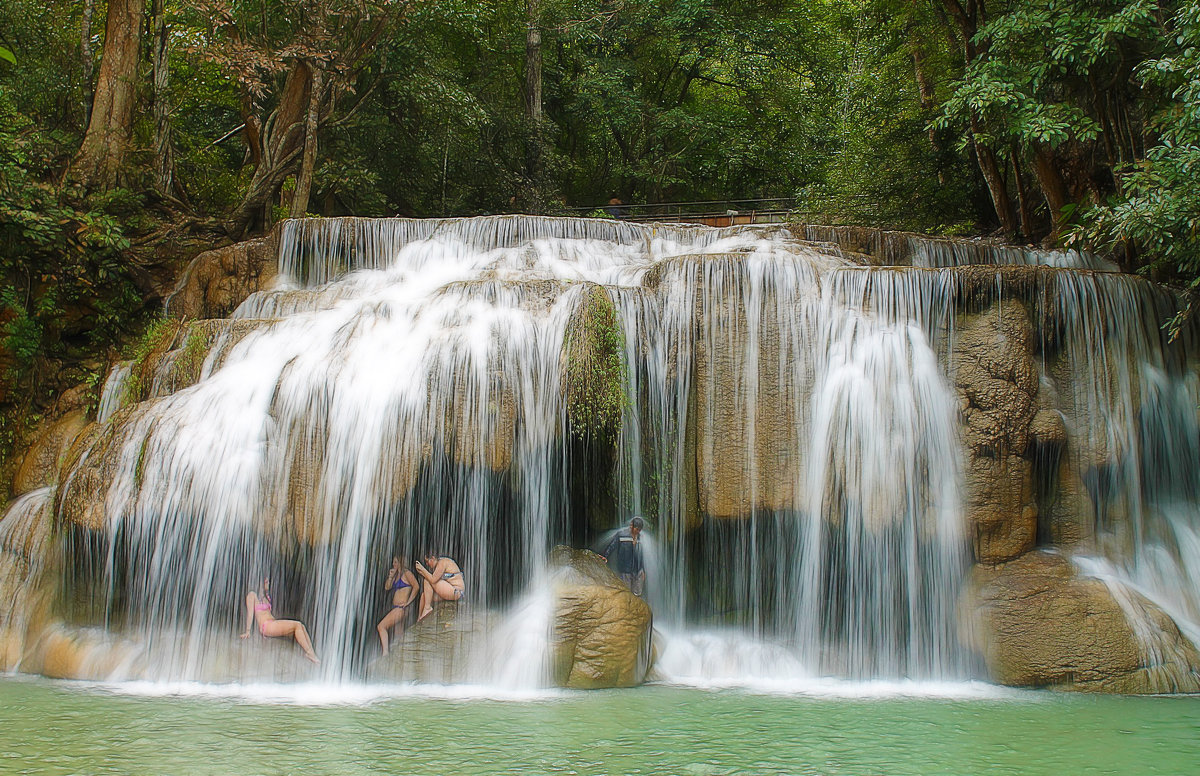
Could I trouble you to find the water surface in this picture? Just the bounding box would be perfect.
[1,678,1197,775]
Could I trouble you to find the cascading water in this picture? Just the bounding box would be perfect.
[42,215,1200,691]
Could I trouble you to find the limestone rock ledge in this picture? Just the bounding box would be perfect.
[970,551,1200,693]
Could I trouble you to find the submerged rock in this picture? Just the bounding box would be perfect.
[549,546,653,689]
[970,551,1200,693]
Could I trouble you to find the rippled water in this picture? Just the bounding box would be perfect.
[2,678,1197,775]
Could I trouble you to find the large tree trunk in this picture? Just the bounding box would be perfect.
[971,118,1018,237]
[524,0,543,194]
[290,64,324,218]
[227,62,314,238]
[71,0,144,191]
[1011,149,1034,239]
[912,48,944,184]
[940,1,1017,235]
[80,0,95,122]
[1032,143,1070,241]
[151,0,180,200]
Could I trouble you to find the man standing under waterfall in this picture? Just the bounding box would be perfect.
[603,516,646,597]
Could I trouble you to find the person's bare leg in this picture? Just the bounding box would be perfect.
[263,619,319,663]
[377,607,404,656]
[292,623,319,664]
[431,579,462,602]
[417,579,434,622]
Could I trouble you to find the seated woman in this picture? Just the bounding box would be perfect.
[376,555,418,656]
[240,576,320,664]
[414,552,465,621]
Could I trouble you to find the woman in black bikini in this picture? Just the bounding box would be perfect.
[376,556,418,656]
[415,552,465,621]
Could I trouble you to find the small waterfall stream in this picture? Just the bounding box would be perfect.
[41,215,1200,690]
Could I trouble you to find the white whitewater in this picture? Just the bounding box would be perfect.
[49,215,1200,691]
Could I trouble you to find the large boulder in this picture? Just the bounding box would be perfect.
[550,545,653,689]
[366,600,484,684]
[166,232,279,320]
[970,551,1200,693]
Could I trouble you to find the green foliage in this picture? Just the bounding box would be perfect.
[174,328,210,386]
[798,1,979,232]
[1077,2,1200,299]
[937,0,1157,151]
[0,92,141,397]
[123,317,180,404]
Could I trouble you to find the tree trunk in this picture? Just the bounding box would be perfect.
[1011,150,1034,239]
[938,1,1018,234]
[71,0,144,191]
[970,116,1017,237]
[912,48,944,184]
[290,64,324,218]
[524,0,543,188]
[227,61,313,238]
[151,0,179,199]
[81,0,95,122]
[1032,143,1070,242]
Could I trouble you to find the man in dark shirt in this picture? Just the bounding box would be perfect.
[602,516,645,596]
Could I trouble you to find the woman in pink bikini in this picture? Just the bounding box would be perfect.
[240,577,320,664]
[376,555,418,656]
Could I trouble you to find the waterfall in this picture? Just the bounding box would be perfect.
[47,215,1200,688]
[799,224,1116,270]
[97,362,133,424]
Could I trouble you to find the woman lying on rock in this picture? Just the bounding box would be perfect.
[240,576,320,664]
[377,555,419,656]
[414,552,465,621]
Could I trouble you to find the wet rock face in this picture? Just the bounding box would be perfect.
[549,546,653,689]
[13,410,90,496]
[167,233,279,320]
[56,413,134,531]
[971,551,1200,693]
[951,300,1040,563]
[367,600,483,685]
[0,491,54,671]
[693,261,807,520]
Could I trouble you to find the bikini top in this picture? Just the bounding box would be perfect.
[392,576,411,591]
[254,594,272,612]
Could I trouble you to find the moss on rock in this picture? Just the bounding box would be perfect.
[561,284,626,442]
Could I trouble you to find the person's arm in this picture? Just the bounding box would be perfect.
[427,557,450,580]
[240,592,255,638]
[414,561,435,583]
[602,535,619,562]
[403,570,418,595]
[384,566,398,591]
